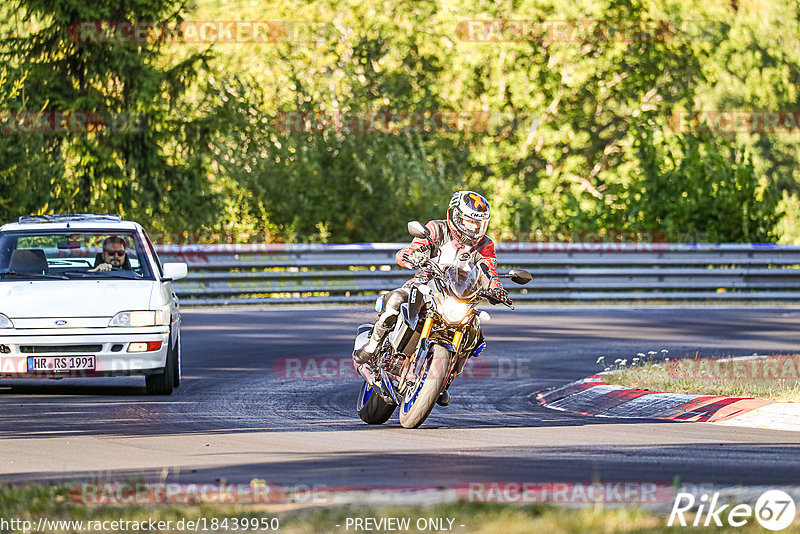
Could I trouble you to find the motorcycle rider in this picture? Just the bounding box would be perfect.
[353,190,509,404]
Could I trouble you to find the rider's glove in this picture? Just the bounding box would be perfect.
[403,249,429,269]
[487,287,509,303]
[416,264,434,281]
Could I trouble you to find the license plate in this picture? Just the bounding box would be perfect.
[27,356,96,372]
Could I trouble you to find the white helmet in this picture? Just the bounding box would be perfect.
[447,191,490,246]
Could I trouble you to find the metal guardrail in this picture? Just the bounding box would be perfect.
[154,243,800,306]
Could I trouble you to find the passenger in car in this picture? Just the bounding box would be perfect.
[89,236,132,272]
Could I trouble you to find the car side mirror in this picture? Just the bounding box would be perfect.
[162,262,187,281]
[407,221,430,240]
[509,269,532,285]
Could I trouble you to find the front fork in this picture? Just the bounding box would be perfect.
[399,315,466,392]
[444,330,466,389]
[398,315,434,391]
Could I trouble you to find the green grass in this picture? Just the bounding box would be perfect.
[603,355,800,401]
[3,483,800,533]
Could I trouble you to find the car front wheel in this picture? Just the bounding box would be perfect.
[145,338,176,395]
[172,332,181,388]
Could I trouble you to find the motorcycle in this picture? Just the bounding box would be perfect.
[352,221,532,428]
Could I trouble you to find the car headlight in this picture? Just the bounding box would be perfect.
[0,313,14,328]
[109,311,168,327]
[439,297,470,324]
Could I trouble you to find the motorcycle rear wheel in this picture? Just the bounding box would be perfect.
[398,345,450,428]
[357,381,396,424]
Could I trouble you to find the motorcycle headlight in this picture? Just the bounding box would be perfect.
[440,297,470,325]
[0,313,14,328]
[109,311,168,327]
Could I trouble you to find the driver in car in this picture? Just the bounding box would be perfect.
[89,236,131,272]
[353,190,508,404]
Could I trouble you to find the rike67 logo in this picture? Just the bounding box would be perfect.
[669,490,796,530]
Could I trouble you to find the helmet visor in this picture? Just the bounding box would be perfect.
[452,211,488,244]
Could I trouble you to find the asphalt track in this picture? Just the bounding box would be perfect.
[2,306,800,490]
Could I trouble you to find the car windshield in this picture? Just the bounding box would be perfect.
[444,261,482,299]
[0,230,154,281]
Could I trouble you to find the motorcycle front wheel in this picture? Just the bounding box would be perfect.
[398,345,450,428]
[357,381,396,424]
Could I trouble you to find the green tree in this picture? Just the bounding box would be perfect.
[0,68,66,219]
[0,0,792,243]
[0,0,222,231]
[605,120,780,242]
[195,0,478,242]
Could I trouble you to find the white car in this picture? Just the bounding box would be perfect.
[0,214,187,395]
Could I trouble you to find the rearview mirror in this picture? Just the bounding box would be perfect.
[508,269,532,285]
[407,221,430,240]
[162,262,188,281]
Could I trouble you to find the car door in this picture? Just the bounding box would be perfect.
[139,227,181,347]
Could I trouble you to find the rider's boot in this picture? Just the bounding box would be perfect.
[353,322,390,364]
[353,289,406,364]
[437,388,451,406]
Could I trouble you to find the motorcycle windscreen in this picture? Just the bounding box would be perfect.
[445,262,482,299]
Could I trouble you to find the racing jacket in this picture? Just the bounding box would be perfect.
[395,220,503,289]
